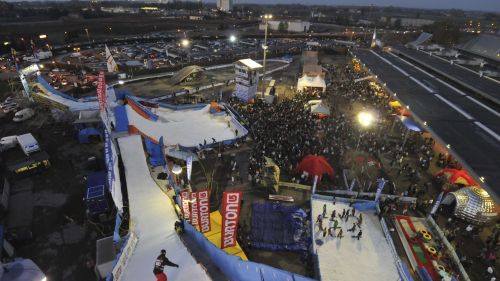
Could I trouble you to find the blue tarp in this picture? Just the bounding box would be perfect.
[352,201,376,211]
[37,75,79,102]
[78,127,102,143]
[114,106,129,132]
[144,137,166,167]
[184,222,316,281]
[397,116,422,132]
[251,203,310,252]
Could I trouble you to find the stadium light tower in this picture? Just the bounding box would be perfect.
[260,14,272,95]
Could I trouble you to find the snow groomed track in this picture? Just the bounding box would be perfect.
[117,135,210,281]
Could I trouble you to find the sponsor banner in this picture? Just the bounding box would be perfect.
[221,191,242,248]
[197,190,211,233]
[97,71,106,112]
[112,232,138,281]
[180,190,191,221]
[374,178,386,203]
[186,155,193,182]
[104,129,123,211]
[190,192,199,230]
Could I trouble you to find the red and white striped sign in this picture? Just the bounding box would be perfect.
[190,192,199,229]
[96,71,106,112]
[180,190,191,222]
[221,191,242,248]
[197,190,211,233]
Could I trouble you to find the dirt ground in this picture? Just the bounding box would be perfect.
[0,93,114,281]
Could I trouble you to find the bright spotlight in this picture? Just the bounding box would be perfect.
[229,35,237,43]
[39,34,47,39]
[181,39,189,48]
[357,111,374,127]
[172,164,182,175]
[118,80,125,85]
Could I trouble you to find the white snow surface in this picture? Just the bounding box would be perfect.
[126,104,239,147]
[312,198,399,281]
[117,135,210,281]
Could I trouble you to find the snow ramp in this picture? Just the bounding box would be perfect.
[117,135,210,281]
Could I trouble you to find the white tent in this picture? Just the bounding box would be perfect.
[308,100,330,116]
[297,75,326,93]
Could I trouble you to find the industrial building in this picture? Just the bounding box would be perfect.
[217,0,233,12]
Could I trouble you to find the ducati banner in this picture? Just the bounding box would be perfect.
[180,190,191,222]
[221,191,242,248]
[190,192,199,229]
[197,190,211,233]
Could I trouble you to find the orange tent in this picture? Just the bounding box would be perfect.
[295,155,335,180]
[435,168,476,186]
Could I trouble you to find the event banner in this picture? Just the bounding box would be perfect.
[221,191,242,248]
[180,190,191,222]
[190,192,199,230]
[197,190,211,233]
[374,178,386,203]
[97,71,106,112]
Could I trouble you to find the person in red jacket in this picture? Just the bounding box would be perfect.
[153,249,179,281]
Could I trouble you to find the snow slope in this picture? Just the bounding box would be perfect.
[126,104,239,147]
[312,198,399,281]
[117,135,210,281]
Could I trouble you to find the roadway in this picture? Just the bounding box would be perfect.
[392,46,500,106]
[352,48,500,201]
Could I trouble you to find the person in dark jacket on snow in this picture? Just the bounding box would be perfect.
[153,249,179,281]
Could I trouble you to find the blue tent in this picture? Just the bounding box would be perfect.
[397,116,423,132]
[79,127,102,143]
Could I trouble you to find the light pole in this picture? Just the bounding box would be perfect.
[260,14,272,95]
[84,28,91,47]
[356,111,375,150]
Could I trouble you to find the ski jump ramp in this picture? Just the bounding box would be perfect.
[117,135,210,281]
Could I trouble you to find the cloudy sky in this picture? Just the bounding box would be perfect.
[231,0,500,12]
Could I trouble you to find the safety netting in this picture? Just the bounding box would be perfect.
[251,203,310,252]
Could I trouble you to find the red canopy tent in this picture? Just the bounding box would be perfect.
[295,155,335,181]
[435,168,476,186]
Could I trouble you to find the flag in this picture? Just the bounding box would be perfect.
[105,45,118,73]
[430,192,444,216]
[374,178,386,203]
[96,71,106,112]
[186,155,193,181]
[221,191,242,248]
[198,189,211,233]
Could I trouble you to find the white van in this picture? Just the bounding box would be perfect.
[13,108,35,122]
[16,133,40,155]
[0,136,18,152]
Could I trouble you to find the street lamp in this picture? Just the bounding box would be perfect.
[39,34,47,39]
[229,35,237,43]
[181,39,190,48]
[356,111,375,149]
[84,28,91,47]
[172,164,182,175]
[357,111,374,127]
[260,13,272,95]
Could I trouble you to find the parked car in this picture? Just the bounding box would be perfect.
[13,108,35,122]
[2,104,19,113]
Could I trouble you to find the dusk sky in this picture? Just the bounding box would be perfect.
[228,0,500,12]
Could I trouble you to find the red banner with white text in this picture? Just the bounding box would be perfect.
[180,190,191,222]
[96,71,106,112]
[190,192,199,230]
[197,190,211,233]
[221,191,242,248]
